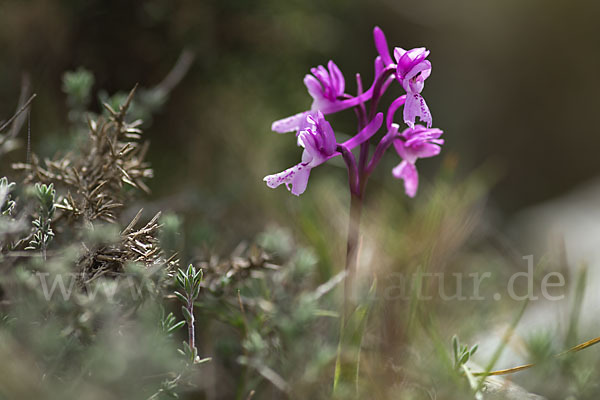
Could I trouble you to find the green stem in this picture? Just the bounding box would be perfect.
[187,300,195,352]
[334,181,366,398]
[344,192,363,318]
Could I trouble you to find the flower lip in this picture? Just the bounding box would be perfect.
[404,92,432,129]
[392,161,418,197]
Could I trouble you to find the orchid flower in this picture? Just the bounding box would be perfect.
[265,111,383,196]
[271,60,386,134]
[392,125,444,197]
[306,61,346,112]
[373,26,433,129]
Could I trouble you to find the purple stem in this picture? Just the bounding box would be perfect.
[338,144,360,196]
[341,66,397,317]
[385,95,406,129]
[355,73,367,130]
[365,124,400,175]
[342,68,396,316]
[357,73,370,177]
[368,66,396,121]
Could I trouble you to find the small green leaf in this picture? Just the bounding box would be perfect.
[175,274,185,289]
[459,351,470,366]
[470,344,478,356]
[167,320,186,333]
[452,335,459,361]
[173,291,187,304]
[181,306,193,323]
[193,269,203,285]
[191,284,201,301]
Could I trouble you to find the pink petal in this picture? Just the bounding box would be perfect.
[263,162,312,196]
[404,60,432,88]
[311,65,332,98]
[392,161,419,197]
[328,60,345,96]
[393,47,407,63]
[393,139,405,158]
[414,143,441,159]
[316,111,337,155]
[304,74,324,101]
[311,65,329,85]
[404,93,432,129]
[396,48,430,78]
[272,111,311,133]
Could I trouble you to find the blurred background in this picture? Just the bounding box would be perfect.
[2,0,599,241]
[2,1,600,398]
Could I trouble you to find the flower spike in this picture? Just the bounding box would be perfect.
[267,26,443,199]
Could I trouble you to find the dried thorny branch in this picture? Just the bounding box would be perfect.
[9,86,178,283]
[196,243,280,294]
[13,85,152,224]
[78,209,178,285]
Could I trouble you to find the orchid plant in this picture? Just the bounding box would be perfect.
[263,26,445,394]
[265,26,443,199]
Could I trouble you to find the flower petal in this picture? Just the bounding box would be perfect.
[264,162,312,196]
[414,143,442,159]
[395,47,430,81]
[402,60,432,93]
[328,60,345,96]
[304,74,324,102]
[392,160,419,197]
[316,111,337,155]
[272,111,311,133]
[404,93,432,129]
[403,126,443,142]
[393,47,407,63]
[393,139,413,163]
